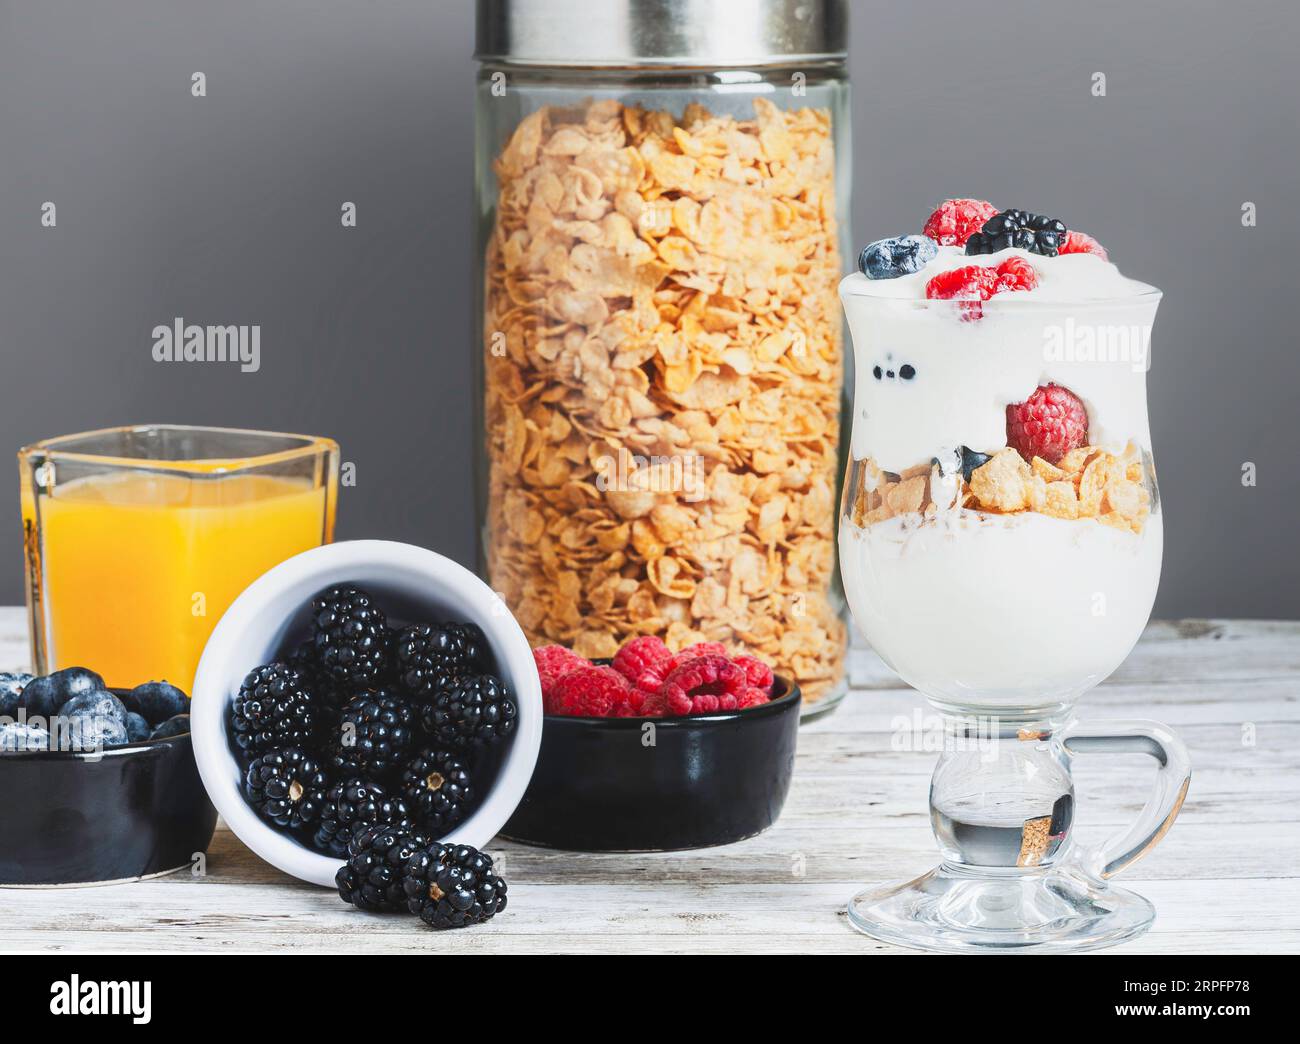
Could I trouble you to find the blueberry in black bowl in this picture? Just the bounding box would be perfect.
[149,714,191,741]
[21,666,104,719]
[127,680,190,724]
[0,673,33,719]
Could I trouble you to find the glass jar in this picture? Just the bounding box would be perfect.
[473,0,852,714]
[19,425,338,691]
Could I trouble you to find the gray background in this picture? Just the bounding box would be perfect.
[1,0,1296,619]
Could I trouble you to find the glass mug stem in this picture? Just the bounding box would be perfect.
[928,714,1189,878]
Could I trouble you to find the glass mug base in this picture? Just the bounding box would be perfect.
[845,709,1188,953]
[847,863,1154,954]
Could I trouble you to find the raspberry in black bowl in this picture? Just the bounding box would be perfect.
[504,636,801,851]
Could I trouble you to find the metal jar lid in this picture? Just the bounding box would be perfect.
[475,0,848,67]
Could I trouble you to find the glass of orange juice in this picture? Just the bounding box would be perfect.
[19,425,338,692]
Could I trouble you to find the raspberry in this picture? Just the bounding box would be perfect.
[546,665,630,717]
[1059,230,1108,260]
[922,198,999,247]
[661,655,747,717]
[638,691,667,718]
[737,687,772,710]
[532,645,587,698]
[669,641,729,671]
[1005,383,1089,464]
[611,635,673,686]
[925,258,1038,320]
[732,655,774,692]
[993,255,1038,292]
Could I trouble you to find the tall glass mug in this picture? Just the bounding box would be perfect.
[837,275,1190,952]
[20,426,338,693]
[473,0,853,714]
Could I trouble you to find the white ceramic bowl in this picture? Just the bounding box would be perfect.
[191,540,542,887]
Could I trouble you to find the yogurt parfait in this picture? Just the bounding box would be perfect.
[837,199,1189,953]
[839,198,1162,715]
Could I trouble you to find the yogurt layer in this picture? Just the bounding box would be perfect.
[840,252,1160,473]
[839,511,1162,711]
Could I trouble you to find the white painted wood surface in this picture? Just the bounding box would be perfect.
[1,608,1296,954]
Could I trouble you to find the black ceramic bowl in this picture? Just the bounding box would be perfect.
[502,676,801,852]
[0,695,217,887]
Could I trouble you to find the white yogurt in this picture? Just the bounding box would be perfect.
[840,250,1160,473]
[839,511,1162,712]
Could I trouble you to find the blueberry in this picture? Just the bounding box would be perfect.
[23,667,105,719]
[129,681,189,726]
[125,711,151,743]
[858,234,939,279]
[148,714,190,741]
[959,446,993,481]
[0,722,50,752]
[59,714,128,752]
[0,672,33,720]
[58,690,128,726]
[19,676,58,718]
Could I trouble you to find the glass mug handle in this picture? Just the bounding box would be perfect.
[1061,719,1191,879]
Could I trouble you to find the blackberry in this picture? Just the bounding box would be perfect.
[230,663,318,757]
[403,843,507,930]
[421,673,517,751]
[313,776,417,858]
[393,623,487,701]
[400,748,474,836]
[336,823,423,912]
[333,689,416,777]
[288,638,344,714]
[966,209,1067,257]
[244,746,330,830]
[312,584,390,689]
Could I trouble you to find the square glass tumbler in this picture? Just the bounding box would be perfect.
[19,425,338,692]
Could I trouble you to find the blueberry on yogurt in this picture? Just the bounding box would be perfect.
[858,234,938,279]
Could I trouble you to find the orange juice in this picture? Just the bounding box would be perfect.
[37,471,332,691]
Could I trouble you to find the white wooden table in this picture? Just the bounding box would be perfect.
[1,606,1296,954]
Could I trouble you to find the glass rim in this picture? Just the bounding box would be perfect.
[839,275,1163,309]
[18,424,338,475]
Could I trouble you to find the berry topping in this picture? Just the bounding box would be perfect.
[660,655,748,717]
[532,644,588,698]
[966,209,1067,257]
[858,234,939,279]
[925,258,1039,319]
[1059,229,1108,260]
[958,446,993,482]
[546,665,630,717]
[611,635,674,687]
[922,199,999,247]
[1005,383,1089,464]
